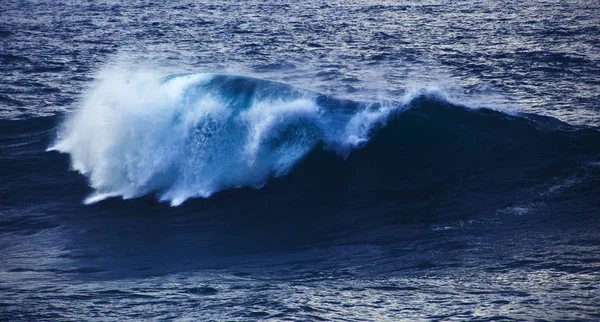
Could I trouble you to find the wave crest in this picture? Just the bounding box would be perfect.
[50,72,399,206]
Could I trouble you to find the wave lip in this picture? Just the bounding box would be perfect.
[50,72,399,206]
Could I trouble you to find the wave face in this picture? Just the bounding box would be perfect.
[51,73,400,206]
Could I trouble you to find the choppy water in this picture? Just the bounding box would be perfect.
[1,1,599,321]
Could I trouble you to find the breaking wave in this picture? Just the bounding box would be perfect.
[50,72,405,206]
[49,71,599,207]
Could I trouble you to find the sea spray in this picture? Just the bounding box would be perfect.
[50,72,399,206]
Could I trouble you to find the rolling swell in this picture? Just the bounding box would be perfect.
[47,73,599,209]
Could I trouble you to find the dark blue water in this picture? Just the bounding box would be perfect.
[1,1,600,320]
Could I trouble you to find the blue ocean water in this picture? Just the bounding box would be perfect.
[1,1,600,320]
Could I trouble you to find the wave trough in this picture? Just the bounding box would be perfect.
[50,72,402,206]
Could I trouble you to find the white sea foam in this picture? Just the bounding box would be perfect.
[50,70,407,206]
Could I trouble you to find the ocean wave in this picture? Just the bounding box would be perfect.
[48,72,599,207]
[49,72,403,206]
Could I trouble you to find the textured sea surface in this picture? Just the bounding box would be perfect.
[1,0,600,321]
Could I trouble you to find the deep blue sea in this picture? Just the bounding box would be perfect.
[1,1,600,320]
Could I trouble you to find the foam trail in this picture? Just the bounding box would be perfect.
[51,71,402,206]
